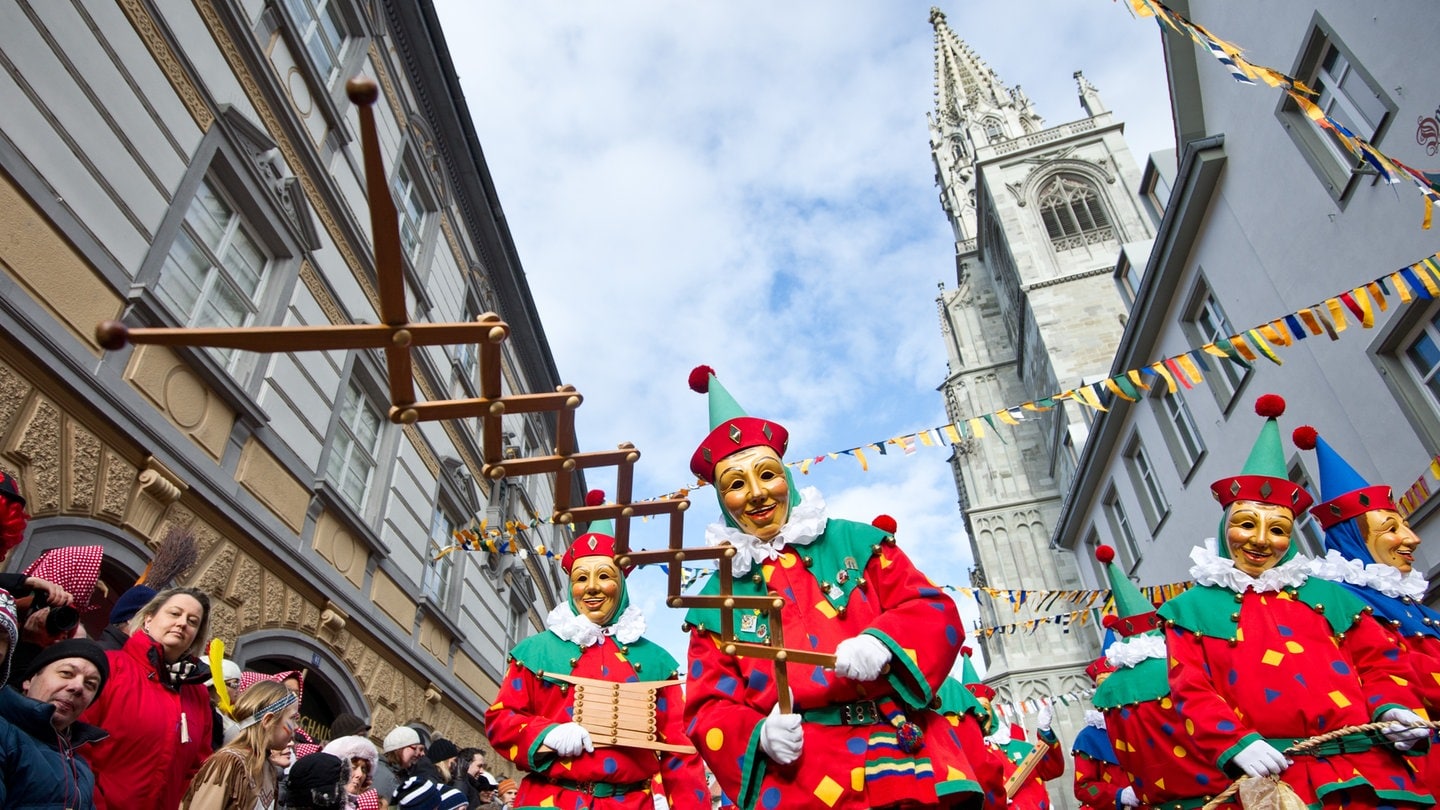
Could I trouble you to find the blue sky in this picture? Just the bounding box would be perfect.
[431,1,1177,673]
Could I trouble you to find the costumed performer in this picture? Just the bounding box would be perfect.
[1089,545,1227,810]
[1296,424,1440,793]
[957,647,1065,810]
[680,366,986,810]
[1156,395,1431,808]
[485,492,708,810]
[1069,632,1133,810]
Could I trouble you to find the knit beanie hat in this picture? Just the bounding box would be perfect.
[23,638,110,698]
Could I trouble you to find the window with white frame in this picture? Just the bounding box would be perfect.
[392,160,431,265]
[1402,310,1440,410]
[1038,175,1113,251]
[1287,462,1326,558]
[155,178,273,370]
[1278,21,1393,199]
[283,0,350,88]
[423,505,458,606]
[1102,487,1140,570]
[1151,385,1206,477]
[325,378,383,512]
[1124,437,1168,531]
[1116,255,1143,307]
[1183,279,1249,410]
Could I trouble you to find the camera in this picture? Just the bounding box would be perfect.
[31,590,80,637]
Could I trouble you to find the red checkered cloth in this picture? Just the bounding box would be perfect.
[353,788,380,810]
[23,545,103,611]
[238,669,305,700]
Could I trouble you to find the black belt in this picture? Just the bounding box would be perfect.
[802,698,881,726]
[537,774,651,798]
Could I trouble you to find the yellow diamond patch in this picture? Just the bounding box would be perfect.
[1329,690,1352,708]
[1284,641,1304,654]
[814,600,839,619]
[1262,649,1285,666]
[814,775,844,807]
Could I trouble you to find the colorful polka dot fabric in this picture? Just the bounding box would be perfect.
[683,522,984,809]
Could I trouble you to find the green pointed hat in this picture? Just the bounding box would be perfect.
[687,365,789,483]
[1208,394,1313,514]
[1095,545,1159,637]
[958,646,994,699]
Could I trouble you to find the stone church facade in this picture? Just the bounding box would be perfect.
[927,9,1159,805]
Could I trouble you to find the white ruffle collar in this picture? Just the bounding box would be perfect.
[1188,539,1311,593]
[706,487,828,577]
[985,722,1012,747]
[1309,549,1429,599]
[1084,709,1106,730]
[545,602,646,647]
[1104,631,1166,669]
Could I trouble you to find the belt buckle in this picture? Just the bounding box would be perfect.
[842,700,877,725]
[578,781,596,795]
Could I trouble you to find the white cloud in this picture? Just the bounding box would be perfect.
[435,0,1173,661]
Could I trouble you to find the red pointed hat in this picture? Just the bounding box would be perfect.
[687,366,788,483]
[1085,655,1116,683]
[1291,425,1398,529]
[1209,394,1312,514]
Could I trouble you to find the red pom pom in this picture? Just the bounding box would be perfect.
[961,646,973,657]
[1255,393,1286,418]
[871,514,897,534]
[688,365,715,394]
[585,489,606,507]
[1102,614,1120,629]
[1095,544,1116,564]
[1292,426,1318,451]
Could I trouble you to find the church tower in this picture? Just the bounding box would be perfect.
[928,8,1155,796]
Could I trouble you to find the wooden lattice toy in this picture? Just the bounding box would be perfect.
[94,76,826,716]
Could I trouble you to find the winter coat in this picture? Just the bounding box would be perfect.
[80,630,214,810]
[0,684,108,809]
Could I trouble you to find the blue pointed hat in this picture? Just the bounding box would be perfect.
[1292,425,1396,530]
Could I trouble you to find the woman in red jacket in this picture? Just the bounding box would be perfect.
[82,586,215,809]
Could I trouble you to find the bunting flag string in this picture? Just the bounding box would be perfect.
[991,689,1098,726]
[661,249,1440,496]
[955,581,1192,612]
[1124,0,1440,228]
[1397,451,1440,519]
[973,608,1099,638]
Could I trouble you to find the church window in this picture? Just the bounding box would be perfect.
[982,117,1004,143]
[1037,175,1113,251]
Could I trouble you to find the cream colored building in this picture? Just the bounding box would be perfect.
[0,0,575,751]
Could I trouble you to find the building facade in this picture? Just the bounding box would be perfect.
[1054,6,1440,610]
[0,0,574,752]
[927,9,1159,805]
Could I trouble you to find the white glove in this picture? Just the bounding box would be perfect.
[542,722,594,757]
[759,703,803,764]
[1118,786,1140,807]
[653,792,671,810]
[1379,708,1430,751]
[1036,702,1053,731]
[833,634,890,682]
[1230,739,1289,778]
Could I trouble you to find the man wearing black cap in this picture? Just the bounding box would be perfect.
[0,637,110,808]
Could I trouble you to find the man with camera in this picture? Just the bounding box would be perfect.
[0,626,111,809]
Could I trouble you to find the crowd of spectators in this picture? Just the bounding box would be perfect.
[0,474,516,810]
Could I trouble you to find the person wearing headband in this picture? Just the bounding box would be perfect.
[485,490,708,810]
[680,367,986,810]
[182,680,301,809]
[1157,396,1432,809]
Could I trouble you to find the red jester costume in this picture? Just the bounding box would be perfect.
[485,505,708,810]
[680,366,987,810]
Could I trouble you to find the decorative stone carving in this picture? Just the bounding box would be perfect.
[12,398,62,514]
[99,452,134,524]
[425,682,443,706]
[193,544,238,599]
[0,359,33,441]
[66,423,100,514]
[318,601,348,645]
[125,456,188,538]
